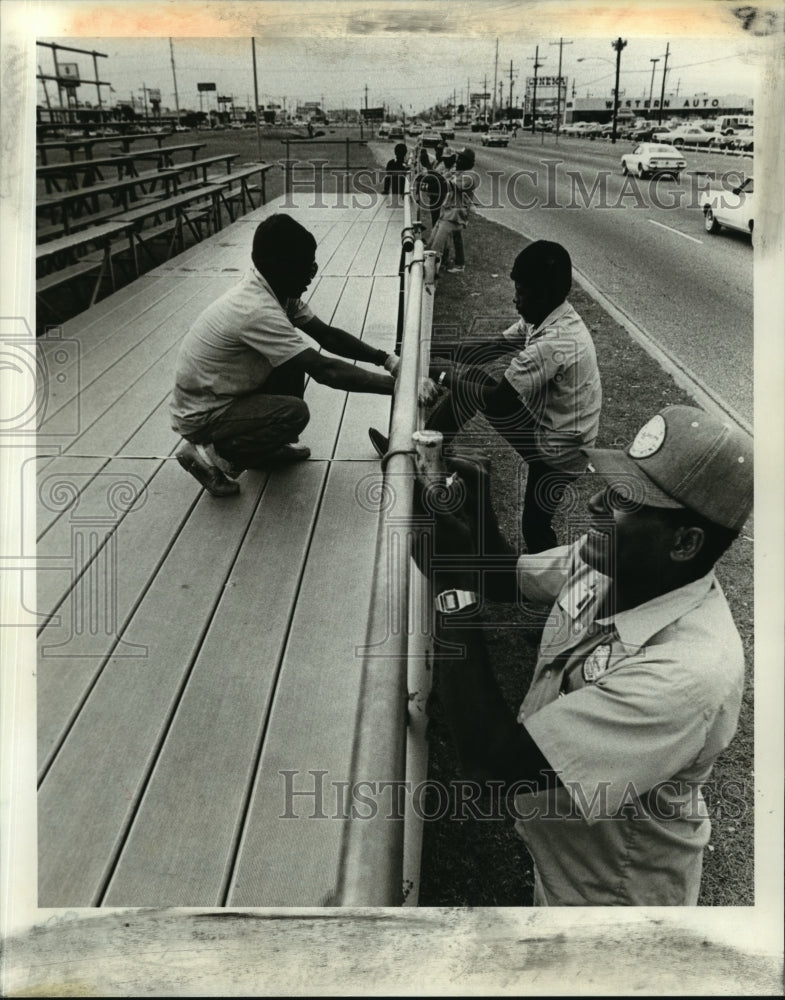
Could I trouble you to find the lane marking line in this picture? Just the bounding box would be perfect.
[648,218,703,244]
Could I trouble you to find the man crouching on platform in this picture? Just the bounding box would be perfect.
[171,213,408,496]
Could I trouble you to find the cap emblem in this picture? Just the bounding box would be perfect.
[628,413,666,458]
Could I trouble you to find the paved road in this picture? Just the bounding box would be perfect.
[457,132,753,424]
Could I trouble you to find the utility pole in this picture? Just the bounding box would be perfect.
[140,83,149,124]
[492,37,499,123]
[529,45,544,134]
[508,59,514,115]
[610,37,627,143]
[169,38,180,123]
[648,57,659,111]
[364,83,368,110]
[252,37,262,160]
[550,37,572,141]
[657,42,670,123]
[483,74,488,122]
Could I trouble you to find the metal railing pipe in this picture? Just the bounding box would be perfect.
[333,240,425,906]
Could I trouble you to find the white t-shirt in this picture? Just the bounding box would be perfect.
[171,268,313,434]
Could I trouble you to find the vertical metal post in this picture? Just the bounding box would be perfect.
[345,136,350,195]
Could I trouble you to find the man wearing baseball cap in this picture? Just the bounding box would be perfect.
[419,404,753,905]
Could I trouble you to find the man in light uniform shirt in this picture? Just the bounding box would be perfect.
[420,404,752,905]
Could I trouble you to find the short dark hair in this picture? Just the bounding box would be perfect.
[394,142,407,159]
[510,240,572,300]
[252,213,316,271]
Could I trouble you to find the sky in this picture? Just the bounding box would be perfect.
[36,28,760,116]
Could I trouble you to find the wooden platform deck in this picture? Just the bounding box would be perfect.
[36,191,428,907]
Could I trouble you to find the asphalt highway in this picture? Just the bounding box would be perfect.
[456,132,754,424]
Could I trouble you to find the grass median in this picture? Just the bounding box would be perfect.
[417,209,754,907]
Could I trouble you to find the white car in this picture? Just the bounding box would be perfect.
[702,176,754,242]
[481,131,509,147]
[654,125,716,147]
[621,143,686,180]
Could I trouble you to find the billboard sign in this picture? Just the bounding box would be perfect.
[360,106,384,121]
[58,62,80,87]
[148,88,161,102]
[197,82,216,92]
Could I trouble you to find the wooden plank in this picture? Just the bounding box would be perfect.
[103,461,328,906]
[61,339,181,458]
[38,471,269,906]
[332,276,399,460]
[37,458,201,778]
[38,279,235,452]
[302,274,345,325]
[347,220,389,276]
[36,457,166,629]
[375,215,405,276]
[117,395,180,459]
[36,274,209,387]
[298,276,374,460]
[36,455,108,541]
[228,461,382,906]
[321,222,369,276]
[37,275,173,365]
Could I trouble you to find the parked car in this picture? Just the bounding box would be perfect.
[654,125,716,147]
[480,130,509,147]
[702,177,754,241]
[407,123,423,136]
[731,129,754,151]
[377,124,390,138]
[439,127,455,140]
[388,125,405,141]
[561,121,592,137]
[471,119,489,132]
[620,142,686,179]
[420,130,442,148]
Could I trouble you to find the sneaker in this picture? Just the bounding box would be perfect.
[446,266,465,273]
[264,442,311,464]
[176,440,240,497]
[368,427,389,458]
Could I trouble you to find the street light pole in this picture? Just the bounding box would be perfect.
[648,57,660,110]
[610,37,627,143]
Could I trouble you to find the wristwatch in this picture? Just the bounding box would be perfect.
[434,588,479,614]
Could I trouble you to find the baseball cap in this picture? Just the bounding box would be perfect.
[584,405,753,530]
